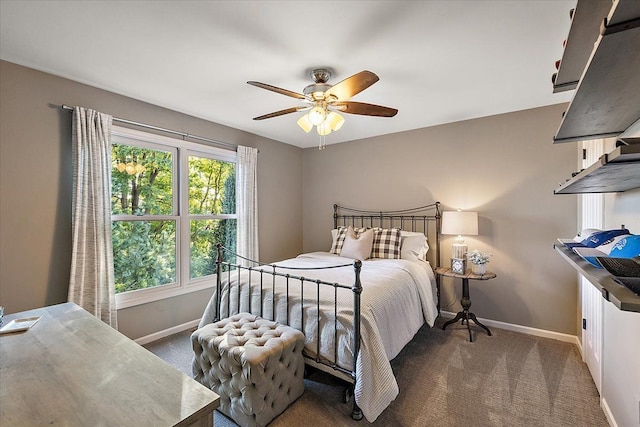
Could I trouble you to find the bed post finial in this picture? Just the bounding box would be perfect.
[215,244,223,322]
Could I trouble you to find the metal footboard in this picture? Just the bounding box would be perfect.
[214,244,364,419]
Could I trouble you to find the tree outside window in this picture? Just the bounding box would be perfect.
[111,136,236,297]
[188,154,236,278]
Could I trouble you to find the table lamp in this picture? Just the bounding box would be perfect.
[441,210,478,273]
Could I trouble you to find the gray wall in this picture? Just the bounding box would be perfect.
[302,104,579,335]
[0,59,587,338]
[0,60,302,339]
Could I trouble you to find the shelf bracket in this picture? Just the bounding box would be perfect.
[601,16,640,36]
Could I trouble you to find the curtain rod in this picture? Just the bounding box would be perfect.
[61,104,237,151]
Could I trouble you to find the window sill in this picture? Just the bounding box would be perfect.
[116,279,215,310]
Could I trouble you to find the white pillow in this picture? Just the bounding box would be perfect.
[330,226,368,254]
[340,226,374,260]
[400,230,429,261]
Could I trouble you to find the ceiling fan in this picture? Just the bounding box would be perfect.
[247,69,398,139]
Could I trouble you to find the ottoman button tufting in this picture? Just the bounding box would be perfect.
[192,312,305,427]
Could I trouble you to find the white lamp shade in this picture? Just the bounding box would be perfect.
[441,211,478,236]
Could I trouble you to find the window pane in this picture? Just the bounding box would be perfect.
[113,220,176,293]
[190,219,237,279]
[188,156,236,215]
[112,144,173,215]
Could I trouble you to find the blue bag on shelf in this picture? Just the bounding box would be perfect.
[579,228,630,248]
[574,235,640,268]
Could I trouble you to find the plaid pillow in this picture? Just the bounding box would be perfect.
[330,226,368,254]
[370,228,402,259]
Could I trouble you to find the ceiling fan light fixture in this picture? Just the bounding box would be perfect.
[308,106,326,125]
[326,112,344,131]
[248,69,397,142]
[297,114,313,133]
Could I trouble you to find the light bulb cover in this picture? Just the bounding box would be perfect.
[297,114,313,133]
[317,121,331,136]
[326,111,345,131]
[308,106,326,125]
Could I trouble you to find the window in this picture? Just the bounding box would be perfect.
[187,153,236,279]
[111,127,236,308]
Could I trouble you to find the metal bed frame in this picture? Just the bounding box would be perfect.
[212,202,440,420]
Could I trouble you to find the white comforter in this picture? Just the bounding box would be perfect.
[199,252,438,422]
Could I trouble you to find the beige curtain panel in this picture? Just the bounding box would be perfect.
[68,106,117,328]
[237,145,259,266]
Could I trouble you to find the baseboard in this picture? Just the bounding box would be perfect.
[439,311,580,347]
[134,319,200,346]
[139,314,581,348]
[600,397,619,427]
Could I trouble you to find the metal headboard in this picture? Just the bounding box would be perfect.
[333,202,441,269]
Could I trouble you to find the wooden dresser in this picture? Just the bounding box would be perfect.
[0,302,219,426]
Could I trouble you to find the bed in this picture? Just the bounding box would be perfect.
[195,203,441,422]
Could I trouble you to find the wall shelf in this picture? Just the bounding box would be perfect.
[554,244,640,313]
[554,144,640,194]
[552,0,611,93]
[553,0,640,143]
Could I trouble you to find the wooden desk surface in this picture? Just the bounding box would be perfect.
[0,302,219,426]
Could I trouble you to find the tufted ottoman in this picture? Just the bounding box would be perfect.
[191,313,305,427]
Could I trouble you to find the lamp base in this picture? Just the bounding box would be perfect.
[451,258,467,274]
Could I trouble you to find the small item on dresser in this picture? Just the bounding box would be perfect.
[0,316,41,334]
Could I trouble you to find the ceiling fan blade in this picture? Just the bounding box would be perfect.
[253,106,309,120]
[247,81,307,100]
[334,101,398,117]
[324,70,379,101]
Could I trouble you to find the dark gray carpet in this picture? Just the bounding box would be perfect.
[144,318,608,427]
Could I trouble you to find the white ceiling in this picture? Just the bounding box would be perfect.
[0,0,575,148]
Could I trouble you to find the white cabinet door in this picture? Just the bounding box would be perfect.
[602,302,640,427]
[579,139,605,394]
[581,275,603,394]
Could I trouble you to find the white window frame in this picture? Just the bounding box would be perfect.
[111,126,237,309]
